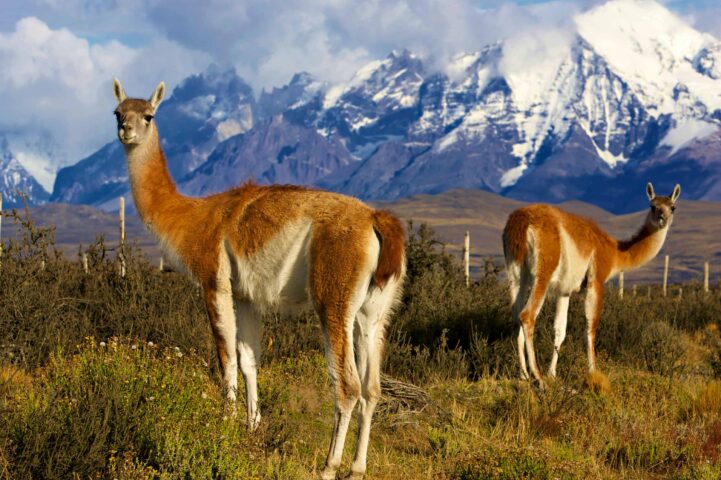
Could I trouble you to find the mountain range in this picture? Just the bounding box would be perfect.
[4,0,721,214]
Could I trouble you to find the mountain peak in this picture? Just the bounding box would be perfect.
[577,0,711,54]
[0,138,50,207]
[170,64,253,102]
[388,49,417,61]
[290,71,315,86]
[322,50,424,111]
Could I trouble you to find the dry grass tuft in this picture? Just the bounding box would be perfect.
[695,381,721,417]
[0,365,32,401]
[586,370,611,395]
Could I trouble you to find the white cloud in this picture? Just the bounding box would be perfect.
[143,0,591,90]
[499,26,576,107]
[0,17,133,92]
[0,16,210,184]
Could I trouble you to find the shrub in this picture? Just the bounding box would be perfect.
[639,321,686,377]
[695,381,721,417]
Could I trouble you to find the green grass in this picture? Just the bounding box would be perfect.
[3,338,721,479]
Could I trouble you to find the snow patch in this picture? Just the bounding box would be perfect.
[661,119,718,154]
[436,131,459,152]
[500,163,528,187]
[446,52,481,81]
[576,114,627,167]
[594,147,626,168]
[216,118,245,141]
[322,58,390,109]
[351,115,376,132]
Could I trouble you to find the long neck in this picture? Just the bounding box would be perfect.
[123,126,192,230]
[615,215,669,271]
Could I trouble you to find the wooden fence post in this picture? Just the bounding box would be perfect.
[82,253,89,274]
[119,196,126,277]
[618,271,624,299]
[704,261,709,294]
[463,231,470,287]
[662,255,669,297]
[632,284,637,297]
[159,256,164,272]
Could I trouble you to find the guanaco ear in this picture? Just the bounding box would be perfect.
[671,184,681,203]
[646,182,655,201]
[149,81,165,112]
[113,78,127,104]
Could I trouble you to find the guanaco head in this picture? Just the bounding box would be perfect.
[112,78,165,146]
[646,182,681,230]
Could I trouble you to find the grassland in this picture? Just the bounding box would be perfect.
[1,207,721,479]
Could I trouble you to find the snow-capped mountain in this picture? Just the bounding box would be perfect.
[308,0,721,211]
[49,0,721,213]
[317,50,426,151]
[0,131,67,193]
[0,138,50,208]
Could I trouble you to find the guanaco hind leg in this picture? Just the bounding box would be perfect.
[348,280,400,478]
[519,245,559,384]
[319,301,363,480]
[585,281,604,372]
[509,263,531,379]
[548,295,570,377]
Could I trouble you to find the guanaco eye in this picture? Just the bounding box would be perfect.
[144,115,154,123]
[671,206,676,212]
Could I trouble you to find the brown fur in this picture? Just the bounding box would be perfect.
[502,208,532,264]
[371,210,406,288]
[586,370,611,395]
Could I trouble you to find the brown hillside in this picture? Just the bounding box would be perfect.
[8,189,720,284]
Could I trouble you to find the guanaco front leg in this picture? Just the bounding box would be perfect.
[235,301,262,431]
[205,287,238,402]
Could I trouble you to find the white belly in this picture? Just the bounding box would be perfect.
[230,220,313,314]
[550,227,591,295]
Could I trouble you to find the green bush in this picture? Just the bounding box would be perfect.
[1,340,262,479]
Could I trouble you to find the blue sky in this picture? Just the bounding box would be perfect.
[1,0,720,175]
